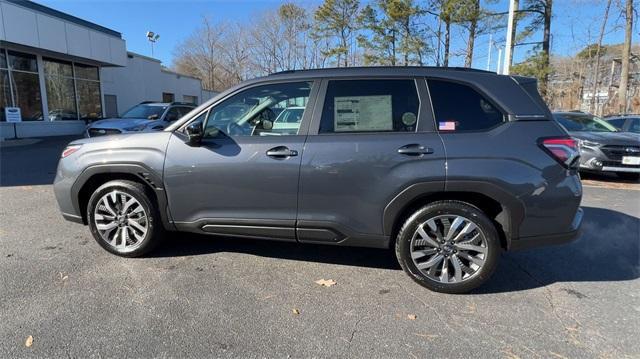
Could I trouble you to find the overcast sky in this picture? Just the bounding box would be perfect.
[38,0,633,71]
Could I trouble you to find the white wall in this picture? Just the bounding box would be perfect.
[101,53,209,116]
[0,0,126,66]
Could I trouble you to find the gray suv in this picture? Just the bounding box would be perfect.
[54,67,583,293]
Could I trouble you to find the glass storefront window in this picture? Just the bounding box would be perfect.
[0,50,6,69]
[0,70,10,121]
[8,51,38,72]
[45,76,77,121]
[44,58,73,77]
[74,63,99,81]
[77,80,102,121]
[0,49,103,123]
[12,72,43,121]
[44,58,77,121]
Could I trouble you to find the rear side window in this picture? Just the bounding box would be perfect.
[428,80,504,132]
[319,79,419,133]
[606,118,626,129]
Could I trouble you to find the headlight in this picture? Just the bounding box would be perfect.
[578,139,600,149]
[123,124,147,132]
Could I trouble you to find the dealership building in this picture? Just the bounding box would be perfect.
[0,0,214,139]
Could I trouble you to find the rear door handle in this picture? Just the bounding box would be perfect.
[397,144,434,156]
[266,146,298,158]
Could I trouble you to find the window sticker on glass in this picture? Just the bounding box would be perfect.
[439,121,456,131]
[334,95,392,132]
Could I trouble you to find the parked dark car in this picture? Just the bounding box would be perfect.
[54,67,583,293]
[605,115,640,134]
[85,102,196,137]
[553,112,640,180]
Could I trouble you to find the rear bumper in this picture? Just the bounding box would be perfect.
[510,207,583,251]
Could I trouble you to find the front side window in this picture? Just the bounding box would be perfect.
[204,81,312,137]
[319,79,419,133]
[628,118,640,133]
[428,80,504,132]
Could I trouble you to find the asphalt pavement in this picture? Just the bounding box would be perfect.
[0,136,638,358]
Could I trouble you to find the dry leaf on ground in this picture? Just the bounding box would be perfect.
[25,336,33,347]
[315,279,337,287]
[292,308,300,315]
[407,314,417,320]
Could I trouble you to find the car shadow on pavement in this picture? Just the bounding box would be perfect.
[153,233,401,270]
[476,206,639,294]
[152,206,639,292]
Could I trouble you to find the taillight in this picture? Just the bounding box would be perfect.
[61,144,82,158]
[540,137,579,168]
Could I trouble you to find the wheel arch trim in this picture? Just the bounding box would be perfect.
[70,163,175,230]
[382,181,526,249]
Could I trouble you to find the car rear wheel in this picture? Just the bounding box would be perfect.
[395,201,500,294]
[87,180,164,257]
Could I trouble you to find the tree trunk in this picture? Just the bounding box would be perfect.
[590,0,612,114]
[619,0,633,113]
[464,0,480,68]
[540,0,552,98]
[443,20,451,67]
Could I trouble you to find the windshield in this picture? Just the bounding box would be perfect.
[121,104,167,119]
[554,113,617,132]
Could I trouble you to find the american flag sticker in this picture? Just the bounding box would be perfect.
[439,121,456,131]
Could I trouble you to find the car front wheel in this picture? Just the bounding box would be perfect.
[87,180,164,257]
[395,200,500,294]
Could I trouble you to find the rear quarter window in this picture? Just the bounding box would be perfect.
[428,80,505,132]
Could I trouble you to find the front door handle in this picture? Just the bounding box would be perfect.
[397,144,434,156]
[266,146,298,158]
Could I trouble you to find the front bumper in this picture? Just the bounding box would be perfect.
[510,207,583,251]
[578,145,640,173]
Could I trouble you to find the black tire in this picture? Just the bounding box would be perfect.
[87,180,164,257]
[395,200,500,294]
[616,172,640,182]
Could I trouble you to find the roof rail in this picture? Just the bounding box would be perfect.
[268,66,495,76]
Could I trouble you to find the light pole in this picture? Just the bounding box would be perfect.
[503,0,517,75]
[146,31,160,58]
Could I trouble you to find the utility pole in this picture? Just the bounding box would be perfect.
[619,0,633,114]
[497,47,503,74]
[503,0,517,75]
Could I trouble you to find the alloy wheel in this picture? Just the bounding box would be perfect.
[410,215,488,283]
[94,190,148,253]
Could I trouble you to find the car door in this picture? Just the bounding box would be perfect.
[296,78,446,247]
[164,80,318,240]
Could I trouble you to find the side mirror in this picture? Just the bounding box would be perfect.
[148,114,159,120]
[185,122,203,146]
